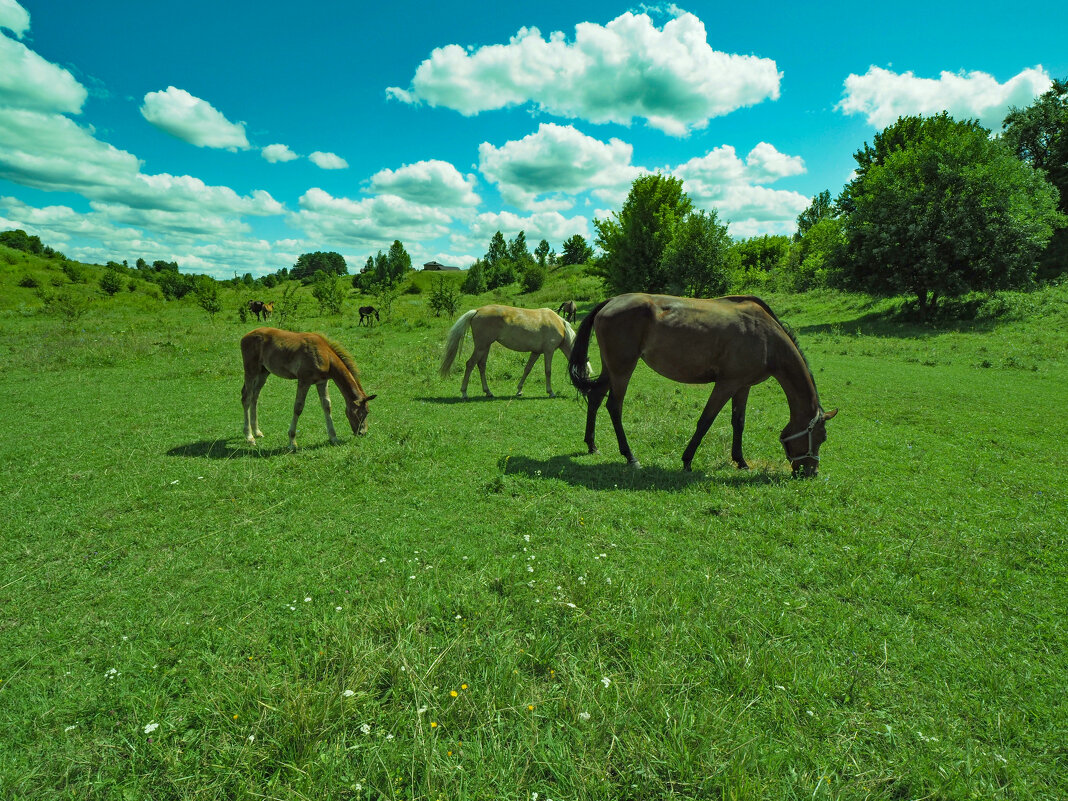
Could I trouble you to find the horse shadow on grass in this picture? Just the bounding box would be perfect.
[166,438,335,459]
[415,395,563,405]
[500,452,788,491]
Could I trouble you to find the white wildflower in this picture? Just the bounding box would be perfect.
[143,722,159,734]
[601,677,611,688]
[360,723,371,735]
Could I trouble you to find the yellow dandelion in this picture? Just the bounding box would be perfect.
[527,704,534,711]
[461,684,468,690]
[430,721,438,728]
[450,690,458,697]
[233,714,239,720]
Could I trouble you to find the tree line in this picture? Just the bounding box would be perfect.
[596,79,1067,317]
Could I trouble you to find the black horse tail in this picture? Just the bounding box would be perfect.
[568,299,611,398]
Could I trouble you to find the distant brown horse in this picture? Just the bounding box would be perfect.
[556,300,577,323]
[440,305,587,398]
[241,327,376,449]
[358,305,379,326]
[568,294,837,475]
[248,300,274,322]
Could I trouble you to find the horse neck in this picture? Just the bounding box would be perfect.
[327,354,365,402]
[772,341,820,425]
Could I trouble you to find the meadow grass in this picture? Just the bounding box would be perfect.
[0,261,1066,800]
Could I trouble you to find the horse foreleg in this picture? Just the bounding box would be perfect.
[316,382,340,445]
[543,351,555,397]
[730,387,751,469]
[288,381,312,450]
[242,369,268,443]
[516,352,540,396]
[682,383,736,471]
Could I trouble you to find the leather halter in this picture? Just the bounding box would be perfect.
[780,412,824,463]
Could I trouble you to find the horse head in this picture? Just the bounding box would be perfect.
[345,393,377,436]
[781,408,838,477]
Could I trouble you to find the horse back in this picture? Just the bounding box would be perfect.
[241,328,331,381]
[597,294,783,385]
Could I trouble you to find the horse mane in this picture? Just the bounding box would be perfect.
[724,295,816,391]
[321,334,360,380]
[562,318,577,346]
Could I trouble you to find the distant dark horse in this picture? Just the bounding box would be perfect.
[568,293,837,476]
[248,300,273,322]
[359,306,380,326]
[556,300,577,323]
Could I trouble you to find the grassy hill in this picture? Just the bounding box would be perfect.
[1,250,1066,799]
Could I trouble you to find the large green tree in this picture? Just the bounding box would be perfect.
[594,174,692,294]
[1002,79,1068,276]
[1002,78,1068,213]
[560,234,593,265]
[838,113,1062,315]
[292,251,347,283]
[660,209,732,297]
[795,190,835,239]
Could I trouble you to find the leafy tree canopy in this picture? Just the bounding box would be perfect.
[560,234,594,265]
[838,113,1063,314]
[292,251,347,283]
[594,173,692,294]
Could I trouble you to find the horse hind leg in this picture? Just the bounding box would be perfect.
[242,367,268,443]
[583,378,609,454]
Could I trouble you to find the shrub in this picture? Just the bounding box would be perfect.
[428,276,461,317]
[100,269,124,296]
[18,274,40,288]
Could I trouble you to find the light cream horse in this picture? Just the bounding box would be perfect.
[241,327,376,449]
[440,305,585,398]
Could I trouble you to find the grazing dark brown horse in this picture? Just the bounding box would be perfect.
[556,300,577,323]
[248,300,274,322]
[568,294,837,475]
[358,305,380,326]
[440,305,586,398]
[241,328,376,449]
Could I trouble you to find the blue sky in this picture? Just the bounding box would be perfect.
[2,0,1066,278]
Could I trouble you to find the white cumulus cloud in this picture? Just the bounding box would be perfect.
[479,123,640,210]
[309,151,348,170]
[369,159,480,207]
[837,65,1052,129]
[669,143,809,235]
[0,31,87,114]
[261,143,299,163]
[387,10,781,135]
[290,187,451,249]
[140,86,250,150]
[0,0,30,38]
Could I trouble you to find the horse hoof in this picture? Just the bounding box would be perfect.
[629,460,642,470]
[683,461,692,472]
[587,446,599,455]
[736,461,750,470]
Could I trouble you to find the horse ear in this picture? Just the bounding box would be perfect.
[823,407,838,421]
[364,394,377,402]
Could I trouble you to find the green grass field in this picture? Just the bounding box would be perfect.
[1,254,1066,800]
